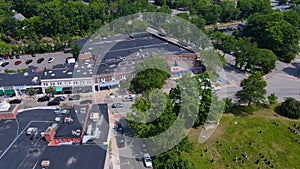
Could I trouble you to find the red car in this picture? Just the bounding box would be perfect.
[15,61,22,65]
[4,56,9,60]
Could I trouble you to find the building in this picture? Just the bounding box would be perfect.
[0,99,20,119]
[0,66,43,97]
[79,32,204,91]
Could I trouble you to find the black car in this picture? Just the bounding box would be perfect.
[15,55,20,59]
[25,59,33,65]
[116,122,124,134]
[69,94,80,101]
[1,62,9,67]
[47,100,60,106]
[9,99,21,104]
[37,58,45,63]
[116,134,125,148]
[37,96,50,102]
[54,96,65,101]
[9,55,14,59]
[31,54,36,57]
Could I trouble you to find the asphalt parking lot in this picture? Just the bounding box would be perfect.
[0,52,72,73]
[108,96,134,115]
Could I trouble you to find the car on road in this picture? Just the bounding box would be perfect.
[37,95,50,102]
[143,153,153,168]
[112,103,124,108]
[48,57,54,63]
[9,99,22,104]
[37,58,45,63]
[25,59,33,65]
[116,134,125,148]
[54,96,65,101]
[1,62,9,67]
[69,94,81,101]
[47,100,60,106]
[122,95,133,102]
[15,61,22,65]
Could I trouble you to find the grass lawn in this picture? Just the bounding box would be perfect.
[182,107,300,169]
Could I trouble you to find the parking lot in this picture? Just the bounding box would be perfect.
[0,52,72,73]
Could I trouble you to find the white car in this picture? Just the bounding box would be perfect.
[48,57,54,63]
[143,153,153,168]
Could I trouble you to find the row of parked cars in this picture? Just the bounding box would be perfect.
[219,27,237,32]
[0,55,55,67]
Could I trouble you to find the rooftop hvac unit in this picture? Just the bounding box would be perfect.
[24,72,29,77]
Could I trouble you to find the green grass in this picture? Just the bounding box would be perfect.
[182,108,300,169]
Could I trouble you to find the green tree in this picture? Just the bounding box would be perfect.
[244,12,300,62]
[28,88,38,96]
[71,43,80,61]
[45,86,56,97]
[267,93,278,105]
[235,71,267,106]
[219,1,240,22]
[276,97,300,119]
[237,0,271,19]
[131,56,170,93]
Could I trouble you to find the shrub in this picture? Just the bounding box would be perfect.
[276,97,300,119]
[4,69,16,73]
[268,93,278,105]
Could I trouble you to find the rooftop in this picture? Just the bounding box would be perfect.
[0,66,43,87]
[36,145,107,169]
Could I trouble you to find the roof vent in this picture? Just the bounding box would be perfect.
[48,71,52,73]
[24,72,29,77]
[67,72,73,75]
[83,72,87,75]
[77,70,80,72]
[51,74,55,76]
[62,71,66,73]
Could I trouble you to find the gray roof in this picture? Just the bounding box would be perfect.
[37,145,107,169]
[41,61,95,80]
[0,67,43,87]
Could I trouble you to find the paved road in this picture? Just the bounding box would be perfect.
[218,54,300,101]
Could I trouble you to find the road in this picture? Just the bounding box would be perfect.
[217,54,300,101]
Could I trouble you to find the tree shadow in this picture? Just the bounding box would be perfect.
[282,62,300,78]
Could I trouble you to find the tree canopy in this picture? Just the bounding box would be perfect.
[244,11,300,62]
[276,97,300,119]
[235,71,267,106]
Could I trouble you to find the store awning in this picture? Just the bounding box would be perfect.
[55,87,63,92]
[4,89,15,95]
[0,90,4,95]
[99,81,119,88]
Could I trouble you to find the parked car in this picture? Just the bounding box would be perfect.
[31,54,36,57]
[143,153,153,168]
[15,55,20,59]
[1,62,9,67]
[122,95,133,102]
[9,55,14,59]
[25,59,33,65]
[54,96,65,101]
[9,99,21,104]
[48,57,54,63]
[37,95,50,102]
[69,94,80,101]
[0,56,3,60]
[116,133,125,148]
[37,58,45,63]
[47,100,60,106]
[4,56,9,60]
[15,61,22,65]
[112,103,124,108]
[116,122,124,134]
